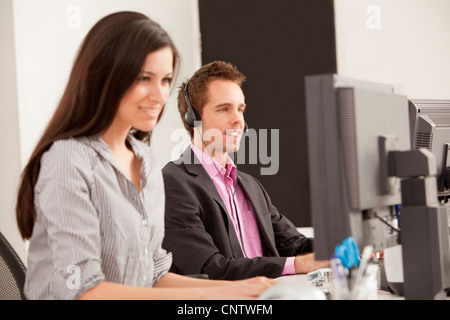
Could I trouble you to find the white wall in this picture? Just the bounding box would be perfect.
[1,0,199,262]
[334,0,450,99]
[13,0,198,169]
[0,0,24,262]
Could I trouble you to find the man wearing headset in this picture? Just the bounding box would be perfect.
[162,61,329,280]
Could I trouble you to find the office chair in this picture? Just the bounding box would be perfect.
[0,232,26,300]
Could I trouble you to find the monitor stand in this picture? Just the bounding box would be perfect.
[388,148,450,299]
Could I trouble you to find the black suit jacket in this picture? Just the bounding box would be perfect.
[162,147,313,280]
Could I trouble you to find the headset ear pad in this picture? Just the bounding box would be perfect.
[184,105,200,128]
[184,81,201,128]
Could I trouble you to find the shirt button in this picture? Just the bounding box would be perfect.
[142,219,148,226]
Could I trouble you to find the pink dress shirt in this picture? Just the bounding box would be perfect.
[191,144,295,275]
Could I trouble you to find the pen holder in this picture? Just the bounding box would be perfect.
[330,244,380,300]
[349,264,380,300]
[306,264,380,299]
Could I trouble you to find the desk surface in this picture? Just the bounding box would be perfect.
[277,273,403,300]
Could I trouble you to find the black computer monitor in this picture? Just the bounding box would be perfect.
[409,100,450,200]
[305,74,410,260]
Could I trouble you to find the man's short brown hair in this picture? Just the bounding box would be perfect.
[177,61,246,138]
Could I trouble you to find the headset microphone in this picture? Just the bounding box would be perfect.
[243,122,248,133]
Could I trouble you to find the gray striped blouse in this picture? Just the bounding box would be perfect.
[24,134,172,300]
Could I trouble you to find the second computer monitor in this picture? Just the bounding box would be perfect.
[409,100,450,199]
[305,74,410,259]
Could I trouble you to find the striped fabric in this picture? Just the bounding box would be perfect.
[24,134,172,300]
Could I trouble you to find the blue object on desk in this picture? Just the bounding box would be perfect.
[395,204,402,224]
[334,237,360,269]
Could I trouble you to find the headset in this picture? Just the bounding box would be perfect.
[184,80,201,128]
[184,79,248,132]
[183,78,249,257]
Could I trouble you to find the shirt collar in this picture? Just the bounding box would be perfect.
[190,143,237,182]
[82,133,145,158]
[79,133,155,189]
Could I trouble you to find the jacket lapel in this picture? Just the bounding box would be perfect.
[179,147,245,258]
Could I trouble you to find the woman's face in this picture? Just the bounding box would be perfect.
[114,46,174,134]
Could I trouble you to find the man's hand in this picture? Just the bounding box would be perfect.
[294,253,330,274]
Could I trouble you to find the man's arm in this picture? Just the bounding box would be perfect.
[243,174,314,256]
[246,175,329,273]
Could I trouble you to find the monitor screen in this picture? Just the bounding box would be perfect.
[409,100,450,199]
[305,74,410,259]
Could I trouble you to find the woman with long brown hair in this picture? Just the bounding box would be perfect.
[16,11,274,300]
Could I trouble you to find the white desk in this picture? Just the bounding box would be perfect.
[276,273,403,300]
[296,227,314,238]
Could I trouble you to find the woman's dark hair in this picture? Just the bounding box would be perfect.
[16,11,179,239]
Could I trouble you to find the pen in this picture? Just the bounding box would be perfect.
[330,254,349,299]
[350,245,373,299]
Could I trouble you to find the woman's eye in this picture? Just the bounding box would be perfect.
[163,77,173,84]
[139,76,151,82]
